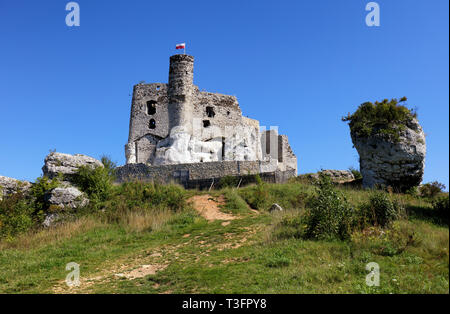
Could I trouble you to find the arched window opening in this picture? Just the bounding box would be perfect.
[147,101,157,115]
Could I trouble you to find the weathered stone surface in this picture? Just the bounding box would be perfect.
[303,170,355,183]
[42,152,103,180]
[45,187,89,210]
[351,118,426,191]
[115,161,296,189]
[42,213,60,228]
[269,203,283,212]
[320,170,355,183]
[0,175,32,200]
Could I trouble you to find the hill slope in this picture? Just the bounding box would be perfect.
[0,182,448,294]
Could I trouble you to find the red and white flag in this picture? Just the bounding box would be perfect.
[176,43,185,50]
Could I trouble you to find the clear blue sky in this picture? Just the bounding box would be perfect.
[1,0,448,187]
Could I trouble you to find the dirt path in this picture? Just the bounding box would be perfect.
[52,194,257,293]
[188,194,237,221]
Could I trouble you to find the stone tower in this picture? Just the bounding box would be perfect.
[168,54,194,134]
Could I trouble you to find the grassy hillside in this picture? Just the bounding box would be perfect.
[0,178,448,294]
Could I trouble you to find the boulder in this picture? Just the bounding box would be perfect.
[319,170,355,183]
[269,203,283,212]
[352,118,426,191]
[42,213,60,228]
[45,187,89,210]
[0,175,32,200]
[302,170,355,184]
[42,152,103,180]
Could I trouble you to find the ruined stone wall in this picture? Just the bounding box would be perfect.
[279,134,298,173]
[115,161,296,189]
[126,83,169,164]
[192,90,242,141]
[260,130,297,173]
[128,83,169,142]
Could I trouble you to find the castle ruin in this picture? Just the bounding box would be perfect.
[116,54,297,187]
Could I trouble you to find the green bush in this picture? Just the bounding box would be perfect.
[30,176,60,214]
[432,195,449,223]
[405,186,420,198]
[433,195,449,212]
[0,193,34,239]
[100,155,117,179]
[304,175,355,241]
[359,191,402,228]
[342,97,416,142]
[348,166,362,180]
[73,165,113,202]
[419,181,446,199]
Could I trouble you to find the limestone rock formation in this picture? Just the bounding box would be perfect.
[45,186,89,210]
[305,170,355,184]
[352,118,426,191]
[39,152,101,212]
[0,175,32,200]
[42,213,60,228]
[42,152,103,180]
[320,170,355,183]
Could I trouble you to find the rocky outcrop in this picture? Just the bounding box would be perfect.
[304,170,355,184]
[45,187,89,210]
[269,203,283,212]
[42,152,103,180]
[0,176,32,200]
[40,152,100,212]
[320,170,355,183]
[351,118,426,191]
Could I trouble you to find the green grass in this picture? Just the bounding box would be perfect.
[0,181,448,294]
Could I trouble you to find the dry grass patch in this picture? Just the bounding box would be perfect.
[0,216,104,250]
[117,209,174,233]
